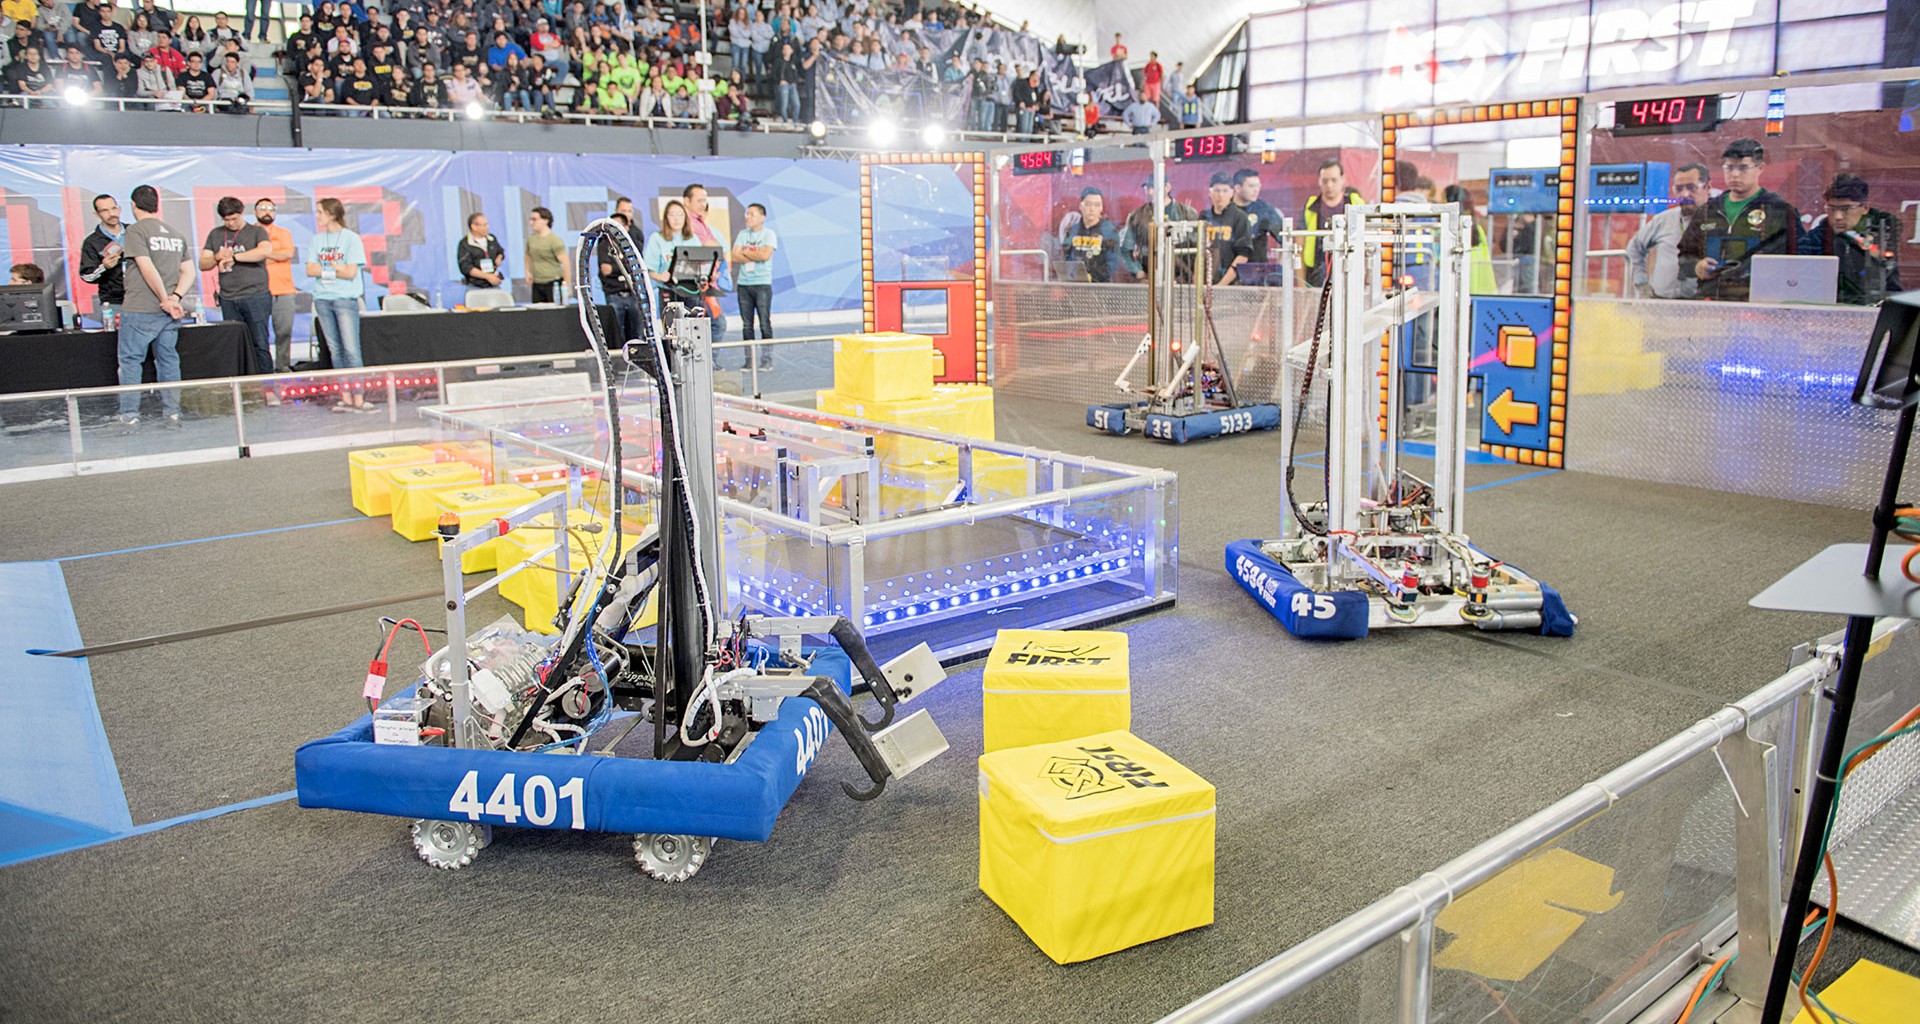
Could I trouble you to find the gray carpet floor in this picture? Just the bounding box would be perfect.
[0,394,1908,1024]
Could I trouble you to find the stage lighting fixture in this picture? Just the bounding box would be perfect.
[465,101,487,121]
[807,119,827,140]
[868,118,897,147]
[921,123,947,148]
[64,86,92,107]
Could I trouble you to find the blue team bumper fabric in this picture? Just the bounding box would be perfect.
[295,649,852,842]
[1226,539,1370,639]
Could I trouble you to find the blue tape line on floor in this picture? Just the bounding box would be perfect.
[1467,468,1562,492]
[56,517,367,562]
[0,790,297,869]
[1399,440,1513,465]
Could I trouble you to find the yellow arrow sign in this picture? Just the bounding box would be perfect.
[1488,389,1540,434]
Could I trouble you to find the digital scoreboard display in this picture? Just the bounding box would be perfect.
[1172,134,1238,160]
[1010,150,1068,175]
[1614,95,1721,136]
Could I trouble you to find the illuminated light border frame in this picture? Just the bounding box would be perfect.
[858,151,991,384]
[1381,98,1577,471]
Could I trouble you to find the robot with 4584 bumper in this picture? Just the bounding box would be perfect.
[1227,203,1575,640]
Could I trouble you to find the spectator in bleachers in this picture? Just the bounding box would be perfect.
[215,51,251,111]
[89,8,127,62]
[103,51,137,97]
[6,43,53,103]
[444,58,482,107]
[136,49,174,104]
[177,49,214,111]
[417,61,447,108]
[770,39,799,120]
[7,21,35,64]
[529,17,565,73]
[33,0,75,61]
[338,54,377,109]
[55,44,101,95]
[527,52,556,113]
[127,12,156,55]
[284,14,316,62]
[487,29,525,67]
[135,0,169,34]
[327,23,358,59]
[296,55,329,103]
[176,15,209,58]
[367,41,396,79]
[210,12,244,52]
[407,26,441,73]
[141,29,180,74]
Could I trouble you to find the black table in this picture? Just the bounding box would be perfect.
[321,306,615,367]
[0,321,256,394]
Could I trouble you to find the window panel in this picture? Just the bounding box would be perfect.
[1779,0,1883,22]
[1245,43,1306,89]
[1247,12,1303,49]
[1248,82,1304,121]
[1777,18,1884,71]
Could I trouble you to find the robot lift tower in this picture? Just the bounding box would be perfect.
[1227,202,1575,640]
[1087,212,1284,444]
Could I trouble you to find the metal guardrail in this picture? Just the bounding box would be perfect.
[1155,619,1920,1024]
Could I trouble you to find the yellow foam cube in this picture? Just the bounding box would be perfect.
[933,383,995,439]
[348,445,437,516]
[817,389,967,465]
[833,331,935,402]
[433,484,544,573]
[427,440,494,472]
[982,629,1130,753]
[972,451,1031,500]
[979,729,1215,963]
[388,463,486,540]
[496,510,651,632]
[879,462,960,515]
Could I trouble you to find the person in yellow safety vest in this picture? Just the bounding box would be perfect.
[1443,184,1498,294]
[1300,158,1365,287]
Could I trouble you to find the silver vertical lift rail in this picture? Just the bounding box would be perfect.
[1226,203,1575,639]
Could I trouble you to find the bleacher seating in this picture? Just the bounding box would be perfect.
[0,0,1104,136]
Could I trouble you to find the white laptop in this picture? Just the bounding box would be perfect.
[1748,254,1839,305]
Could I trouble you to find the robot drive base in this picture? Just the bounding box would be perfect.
[1087,402,1281,443]
[1227,538,1575,641]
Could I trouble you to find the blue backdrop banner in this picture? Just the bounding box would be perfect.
[0,145,862,321]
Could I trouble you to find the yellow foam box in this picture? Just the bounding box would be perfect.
[506,457,572,492]
[348,445,437,516]
[816,389,967,465]
[979,729,1215,964]
[496,510,652,632]
[879,462,961,515]
[433,484,544,573]
[972,451,1031,499]
[427,440,493,471]
[982,629,1130,754]
[388,463,487,541]
[933,383,995,439]
[833,331,935,403]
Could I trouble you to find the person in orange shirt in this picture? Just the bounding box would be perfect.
[253,197,297,372]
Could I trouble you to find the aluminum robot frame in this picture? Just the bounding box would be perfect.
[1087,218,1283,443]
[1227,202,1574,640]
[295,224,952,881]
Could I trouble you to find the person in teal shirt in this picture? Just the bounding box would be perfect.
[730,202,778,370]
[643,198,698,314]
[305,195,372,411]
